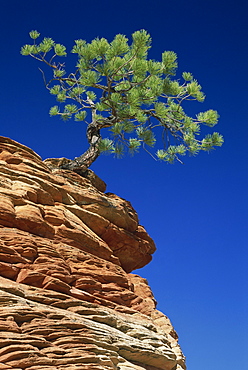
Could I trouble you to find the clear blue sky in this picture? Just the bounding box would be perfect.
[1,1,247,369]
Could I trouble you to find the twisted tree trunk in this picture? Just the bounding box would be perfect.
[60,121,101,175]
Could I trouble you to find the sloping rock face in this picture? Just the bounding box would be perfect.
[0,137,186,370]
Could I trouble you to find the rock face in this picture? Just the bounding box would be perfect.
[0,137,186,370]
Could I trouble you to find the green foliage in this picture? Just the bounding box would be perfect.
[128,138,141,155]
[75,111,87,121]
[64,104,78,114]
[29,30,40,40]
[112,143,125,158]
[162,51,178,75]
[136,127,156,147]
[21,29,224,165]
[157,145,186,163]
[50,85,61,95]
[86,91,97,101]
[197,110,219,126]
[49,106,59,116]
[38,38,55,53]
[54,43,67,56]
[201,132,224,151]
[53,69,66,78]
[21,44,38,55]
[98,138,114,153]
[110,122,124,136]
[182,72,193,81]
[189,82,205,101]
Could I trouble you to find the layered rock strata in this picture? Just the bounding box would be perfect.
[0,136,186,370]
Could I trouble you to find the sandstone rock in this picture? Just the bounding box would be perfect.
[0,136,186,369]
[0,277,184,370]
[44,157,107,193]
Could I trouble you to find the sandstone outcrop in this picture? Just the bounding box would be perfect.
[0,136,186,370]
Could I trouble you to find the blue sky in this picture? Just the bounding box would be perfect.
[1,1,247,369]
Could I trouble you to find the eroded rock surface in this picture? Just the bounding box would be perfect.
[0,137,186,369]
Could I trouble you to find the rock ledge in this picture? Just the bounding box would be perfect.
[0,137,186,370]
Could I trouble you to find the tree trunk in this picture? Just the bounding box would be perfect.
[60,121,101,175]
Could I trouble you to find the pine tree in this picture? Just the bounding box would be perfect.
[21,30,223,173]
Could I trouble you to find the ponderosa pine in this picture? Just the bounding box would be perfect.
[21,30,223,173]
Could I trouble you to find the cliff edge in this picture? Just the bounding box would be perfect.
[0,136,186,370]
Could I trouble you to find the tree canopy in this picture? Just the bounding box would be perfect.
[21,29,223,171]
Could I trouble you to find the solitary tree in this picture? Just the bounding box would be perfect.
[21,30,223,173]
